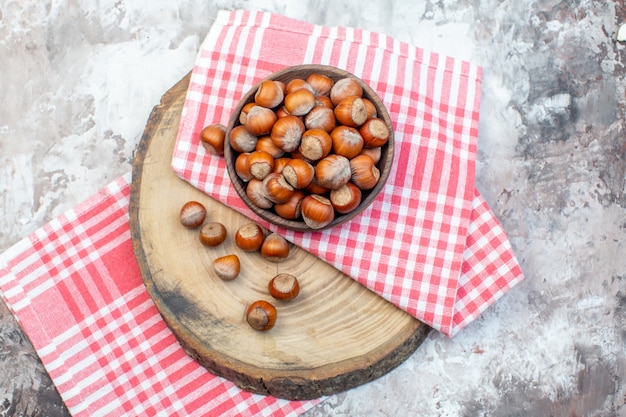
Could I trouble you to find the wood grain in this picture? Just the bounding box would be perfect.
[129,73,429,400]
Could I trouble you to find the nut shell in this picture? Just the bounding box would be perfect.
[270,115,305,152]
[235,223,265,251]
[299,128,332,162]
[274,190,305,220]
[330,182,362,214]
[268,273,300,301]
[247,150,275,181]
[301,194,335,229]
[200,124,226,155]
[199,222,227,247]
[350,154,381,190]
[359,117,390,147]
[282,159,315,189]
[315,154,352,190]
[179,201,207,229]
[244,105,277,136]
[246,300,277,331]
[284,89,316,116]
[330,77,363,105]
[213,254,240,281]
[261,232,290,262]
[334,96,368,127]
[331,126,364,159]
[255,80,284,109]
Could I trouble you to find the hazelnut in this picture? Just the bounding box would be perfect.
[200,124,226,156]
[244,105,277,136]
[235,152,253,182]
[314,154,352,190]
[247,150,275,181]
[179,201,206,229]
[268,273,300,301]
[301,194,335,229]
[235,223,265,251]
[330,77,363,105]
[263,172,295,204]
[239,102,257,125]
[314,95,333,109]
[282,159,315,189]
[299,128,332,162]
[229,125,258,153]
[304,105,336,132]
[350,154,381,190]
[274,190,305,220]
[272,157,291,174]
[276,105,292,118]
[255,136,285,159]
[334,96,368,127]
[261,233,290,262]
[359,118,389,147]
[362,98,378,119]
[329,182,362,214]
[255,80,284,109]
[330,125,364,159]
[359,146,382,164]
[306,73,334,96]
[213,254,240,281]
[285,78,314,94]
[199,222,227,247]
[246,178,273,209]
[270,115,305,152]
[284,89,316,116]
[246,300,277,331]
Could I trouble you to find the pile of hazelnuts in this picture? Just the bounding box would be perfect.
[179,200,299,332]
[200,72,390,229]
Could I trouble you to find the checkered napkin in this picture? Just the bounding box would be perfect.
[0,174,319,416]
[172,10,524,337]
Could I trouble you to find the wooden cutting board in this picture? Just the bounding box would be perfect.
[129,73,429,400]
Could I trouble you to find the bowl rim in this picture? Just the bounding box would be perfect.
[224,64,394,232]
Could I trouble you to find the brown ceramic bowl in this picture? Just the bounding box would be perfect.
[224,64,394,232]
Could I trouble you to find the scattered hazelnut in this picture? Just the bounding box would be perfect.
[268,273,300,301]
[199,222,227,247]
[246,300,277,331]
[235,223,265,251]
[179,201,206,229]
[261,233,290,262]
[200,124,226,155]
[213,254,240,281]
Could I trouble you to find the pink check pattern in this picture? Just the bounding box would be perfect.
[0,174,319,417]
[171,10,524,336]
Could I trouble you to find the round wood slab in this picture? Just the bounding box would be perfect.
[129,73,429,400]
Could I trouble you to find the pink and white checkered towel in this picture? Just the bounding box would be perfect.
[0,174,319,416]
[171,10,524,337]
